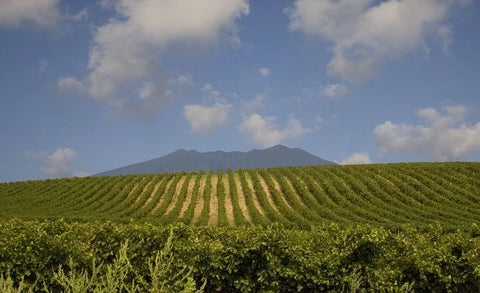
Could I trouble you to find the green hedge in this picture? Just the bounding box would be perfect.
[1,219,480,292]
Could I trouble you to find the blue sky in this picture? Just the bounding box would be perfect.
[1,0,479,182]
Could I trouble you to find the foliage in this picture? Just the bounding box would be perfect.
[0,224,203,292]
[1,162,480,291]
[1,163,479,229]
[1,220,480,292]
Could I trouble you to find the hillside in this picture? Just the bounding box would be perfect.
[2,162,479,228]
[95,145,335,176]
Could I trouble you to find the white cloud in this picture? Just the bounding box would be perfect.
[436,24,452,54]
[239,114,309,147]
[0,0,60,27]
[39,59,48,74]
[72,0,249,117]
[70,8,89,22]
[201,83,222,102]
[314,115,323,131]
[44,148,76,176]
[184,103,232,134]
[323,83,348,98]
[99,0,116,9]
[113,82,172,118]
[26,148,84,178]
[286,0,461,83]
[259,67,271,77]
[175,74,194,87]
[289,83,348,103]
[341,153,372,165]
[375,105,480,161]
[55,76,87,94]
[242,94,265,114]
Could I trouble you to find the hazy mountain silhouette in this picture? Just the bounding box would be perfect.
[95,145,335,176]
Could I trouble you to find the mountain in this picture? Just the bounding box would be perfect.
[95,145,336,176]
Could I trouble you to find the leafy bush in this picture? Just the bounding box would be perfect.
[0,226,203,292]
[1,220,480,292]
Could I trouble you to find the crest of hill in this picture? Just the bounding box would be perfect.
[95,145,335,176]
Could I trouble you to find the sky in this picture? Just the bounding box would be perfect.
[1,0,479,182]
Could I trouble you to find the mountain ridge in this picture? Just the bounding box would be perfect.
[95,145,335,176]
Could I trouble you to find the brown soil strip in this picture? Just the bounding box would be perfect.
[208,176,219,226]
[143,178,164,207]
[233,174,251,223]
[223,176,234,225]
[245,173,265,216]
[257,173,279,213]
[192,175,207,223]
[270,176,294,209]
[125,184,138,203]
[284,177,308,208]
[165,176,187,214]
[178,175,197,218]
[134,181,152,203]
[151,176,175,213]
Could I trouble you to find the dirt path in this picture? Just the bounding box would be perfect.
[125,184,138,203]
[234,174,251,222]
[245,173,265,216]
[165,176,187,214]
[151,176,175,213]
[178,175,197,218]
[134,181,152,203]
[270,176,294,209]
[223,176,234,225]
[208,176,219,226]
[257,173,279,213]
[192,175,207,223]
[284,177,308,208]
[143,179,163,207]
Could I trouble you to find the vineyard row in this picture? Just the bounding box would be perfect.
[1,163,479,228]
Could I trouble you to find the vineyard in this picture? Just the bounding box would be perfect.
[2,162,480,292]
[1,162,479,228]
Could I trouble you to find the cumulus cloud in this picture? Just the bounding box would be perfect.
[375,105,480,161]
[114,82,172,118]
[44,148,77,176]
[184,103,232,134]
[286,0,462,83]
[289,83,348,103]
[323,83,348,98]
[242,94,265,114]
[70,8,89,22]
[66,0,248,117]
[239,114,309,147]
[259,68,271,77]
[201,83,222,102]
[55,76,87,94]
[183,83,233,134]
[341,153,372,165]
[174,74,194,87]
[26,148,85,177]
[0,0,60,27]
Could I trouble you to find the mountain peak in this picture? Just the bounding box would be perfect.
[96,146,335,176]
[267,144,289,150]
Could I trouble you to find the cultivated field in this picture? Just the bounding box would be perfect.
[1,162,479,228]
[2,162,480,292]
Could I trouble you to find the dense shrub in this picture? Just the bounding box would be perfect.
[1,220,480,292]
